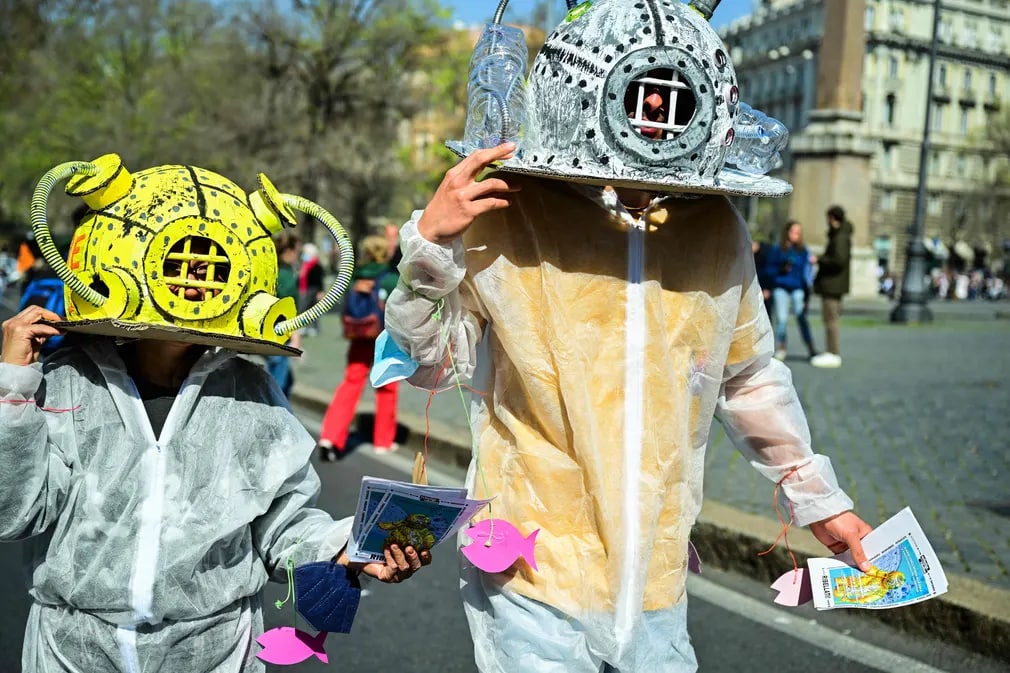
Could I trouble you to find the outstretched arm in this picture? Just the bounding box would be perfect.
[716,226,871,569]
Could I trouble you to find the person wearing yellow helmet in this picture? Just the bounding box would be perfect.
[0,155,432,672]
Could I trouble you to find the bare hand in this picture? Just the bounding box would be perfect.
[338,544,432,584]
[417,143,520,245]
[809,511,873,572]
[1,306,64,366]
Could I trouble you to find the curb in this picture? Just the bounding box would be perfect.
[292,383,1010,664]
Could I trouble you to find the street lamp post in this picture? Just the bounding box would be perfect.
[891,0,941,323]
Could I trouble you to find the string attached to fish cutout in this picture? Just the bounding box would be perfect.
[257,556,331,666]
[429,297,541,574]
[760,464,816,607]
[255,544,363,665]
[461,519,539,573]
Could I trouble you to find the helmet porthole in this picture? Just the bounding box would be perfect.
[622,68,697,142]
[163,236,231,302]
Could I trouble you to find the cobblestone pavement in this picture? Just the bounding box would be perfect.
[292,300,1010,591]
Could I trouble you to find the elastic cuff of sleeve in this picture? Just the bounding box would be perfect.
[397,217,466,299]
[0,362,44,399]
[791,491,855,528]
[316,518,353,563]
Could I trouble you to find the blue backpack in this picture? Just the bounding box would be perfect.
[342,272,390,340]
[18,277,67,352]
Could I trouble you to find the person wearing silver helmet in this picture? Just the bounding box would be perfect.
[383,1,873,671]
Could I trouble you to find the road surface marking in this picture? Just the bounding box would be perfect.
[687,574,951,673]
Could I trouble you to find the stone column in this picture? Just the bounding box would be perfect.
[789,0,878,297]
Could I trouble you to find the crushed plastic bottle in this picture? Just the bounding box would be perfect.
[723,103,789,175]
[463,23,528,151]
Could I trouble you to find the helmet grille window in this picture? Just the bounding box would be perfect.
[163,236,230,301]
[623,68,697,141]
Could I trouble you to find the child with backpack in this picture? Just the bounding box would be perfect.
[317,235,400,461]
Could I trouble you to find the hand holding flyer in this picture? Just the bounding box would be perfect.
[346,477,490,564]
[772,508,948,610]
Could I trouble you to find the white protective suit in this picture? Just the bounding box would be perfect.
[0,340,351,672]
[385,175,854,672]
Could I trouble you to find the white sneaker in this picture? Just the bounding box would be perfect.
[773,349,787,361]
[810,352,842,368]
[373,443,400,455]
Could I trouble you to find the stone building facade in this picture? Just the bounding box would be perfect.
[721,0,1010,287]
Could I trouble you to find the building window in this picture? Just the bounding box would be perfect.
[939,19,953,43]
[874,235,893,266]
[888,8,903,32]
[932,103,945,131]
[937,64,947,87]
[882,191,896,211]
[929,151,941,174]
[965,22,978,48]
[963,68,973,91]
[889,56,899,78]
[990,28,1004,53]
[989,74,998,97]
[882,144,896,171]
[956,153,966,176]
[959,108,970,134]
[927,196,942,216]
[885,94,897,126]
[865,5,876,30]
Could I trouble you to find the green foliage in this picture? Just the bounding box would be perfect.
[0,0,454,241]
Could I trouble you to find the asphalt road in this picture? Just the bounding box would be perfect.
[0,297,1006,672]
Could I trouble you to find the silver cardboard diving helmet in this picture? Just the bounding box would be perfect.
[448,0,791,198]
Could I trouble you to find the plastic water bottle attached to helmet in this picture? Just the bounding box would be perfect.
[724,103,789,175]
[463,23,528,152]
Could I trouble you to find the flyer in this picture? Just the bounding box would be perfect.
[346,477,491,564]
[807,507,948,610]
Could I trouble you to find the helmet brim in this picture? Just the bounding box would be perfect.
[447,142,792,198]
[43,319,301,357]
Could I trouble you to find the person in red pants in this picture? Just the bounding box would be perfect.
[318,235,401,461]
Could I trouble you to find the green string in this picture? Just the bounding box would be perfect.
[274,557,297,621]
[433,298,495,535]
[274,540,303,626]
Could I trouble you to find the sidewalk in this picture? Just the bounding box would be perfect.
[291,311,1010,662]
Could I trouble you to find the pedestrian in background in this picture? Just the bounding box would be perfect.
[766,220,817,361]
[299,242,324,337]
[316,235,401,461]
[811,205,852,368]
[266,230,302,398]
[751,234,774,319]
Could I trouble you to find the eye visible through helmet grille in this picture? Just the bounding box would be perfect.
[163,236,230,301]
[623,68,697,141]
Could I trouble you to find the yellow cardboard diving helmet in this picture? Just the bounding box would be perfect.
[31,154,353,356]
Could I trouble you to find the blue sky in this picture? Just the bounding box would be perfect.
[444,0,753,28]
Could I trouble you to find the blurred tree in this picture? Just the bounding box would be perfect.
[0,0,456,248]
[244,0,447,241]
[0,0,264,228]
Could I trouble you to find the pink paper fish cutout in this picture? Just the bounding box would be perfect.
[256,627,329,665]
[461,519,539,574]
[687,540,702,575]
[770,568,813,607]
